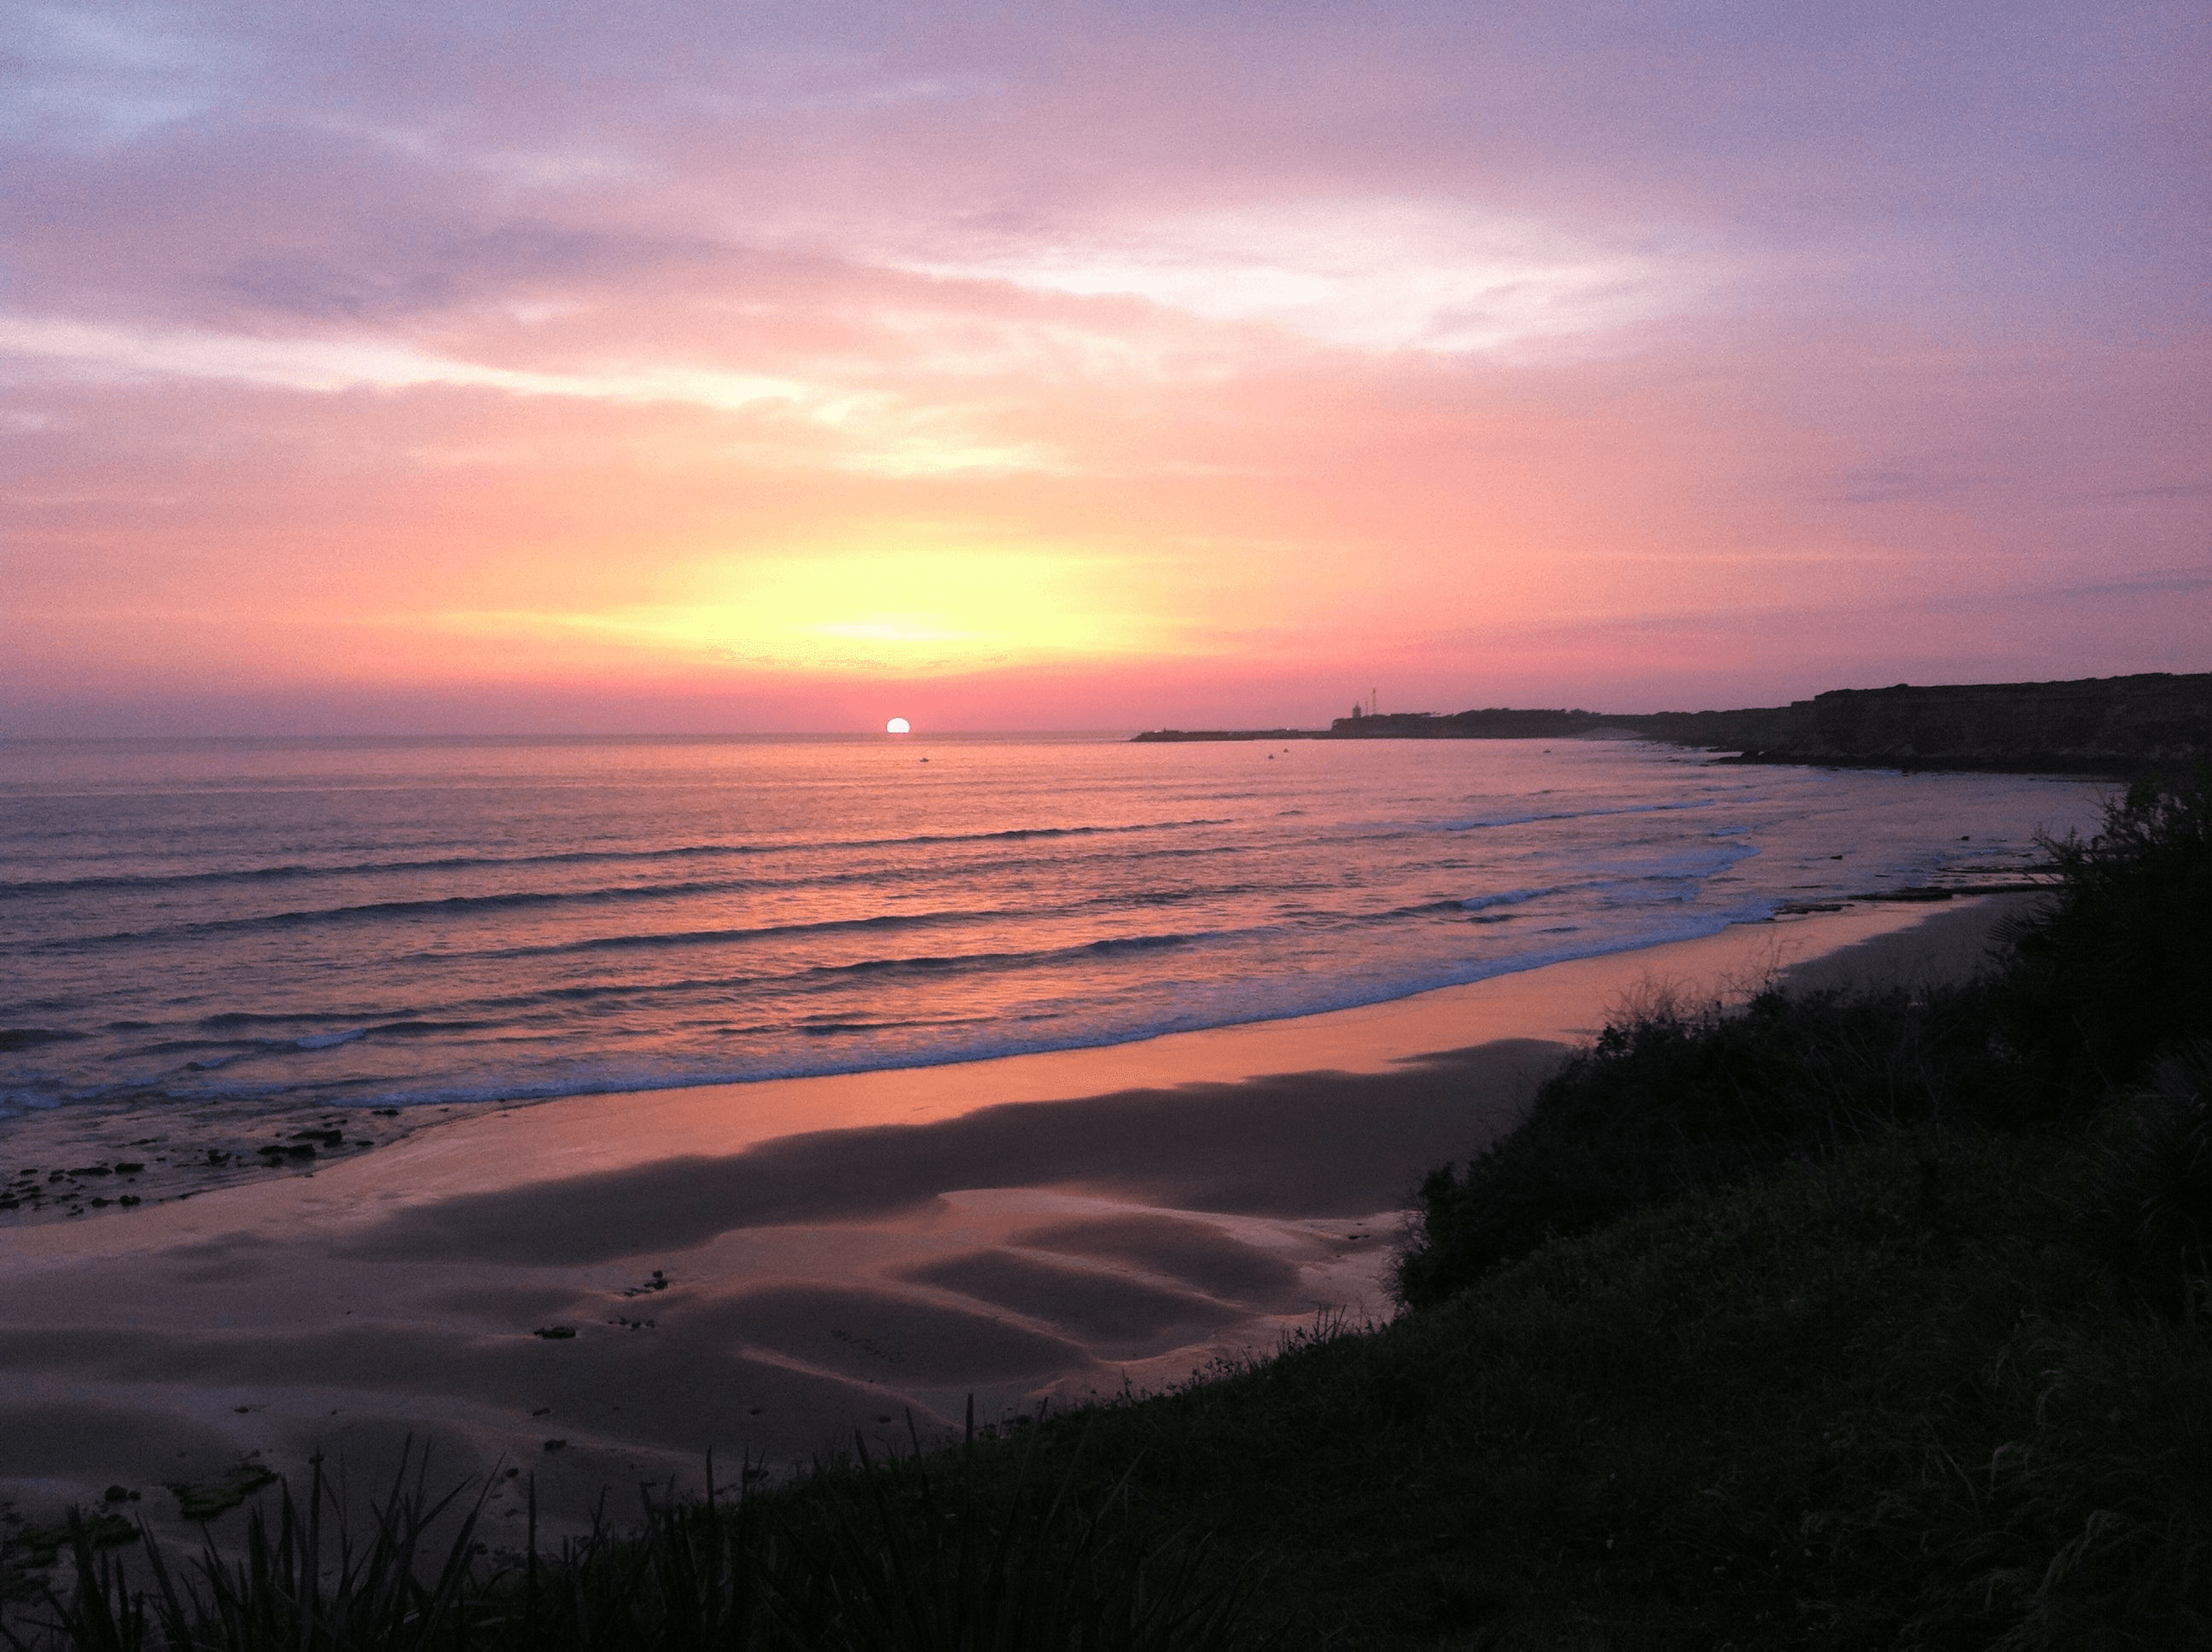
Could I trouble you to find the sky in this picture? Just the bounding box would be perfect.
[3,0,2206,736]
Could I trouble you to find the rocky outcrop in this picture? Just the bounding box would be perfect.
[1617,672,2212,775]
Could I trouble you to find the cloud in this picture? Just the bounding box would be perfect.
[3,0,2207,732]
[2093,480,2212,503]
[883,197,1725,354]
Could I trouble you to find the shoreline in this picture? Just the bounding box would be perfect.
[0,896,2034,1552]
[0,890,2041,1231]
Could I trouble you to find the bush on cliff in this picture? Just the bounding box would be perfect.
[1394,980,2011,1308]
[2001,767,2212,1100]
[1399,769,2212,1313]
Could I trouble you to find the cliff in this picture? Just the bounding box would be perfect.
[1131,672,2212,776]
[1326,707,1606,739]
[1615,672,2212,775]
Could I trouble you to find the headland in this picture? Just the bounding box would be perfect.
[1133,669,2212,776]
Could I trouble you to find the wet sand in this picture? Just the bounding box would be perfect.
[0,896,2030,1552]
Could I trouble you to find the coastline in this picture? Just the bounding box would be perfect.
[1130,669,2212,777]
[0,895,2032,1551]
[0,890,2040,1230]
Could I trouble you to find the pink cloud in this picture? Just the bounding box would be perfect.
[3,1,2204,732]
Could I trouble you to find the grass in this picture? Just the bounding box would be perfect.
[973,1124,2211,1648]
[4,1422,1276,1651]
[1401,768,2212,1318]
[1392,977,2016,1307]
[10,771,2211,1649]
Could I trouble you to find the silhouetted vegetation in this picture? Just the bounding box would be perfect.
[2079,1043,2212,1321]
[1394,980,2012,1306]
[2001,769,2212,1097]
[3,1428,1274,1652]
[1400,768,2212,1312]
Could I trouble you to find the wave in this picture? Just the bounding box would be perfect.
[416,866,1756,1018]
[11,902,1789,1116]
[1422,797,1720,834]
[434,868,1588,977]
[448,926,1222,1014]
[69,927,1235,1056]
[0,1027,88,1052]
[32,867,1761,1067]
[1359,866,1739,927]
[0,817,1234,900]
[294,1029,366,1050]
[420,877,1312,965]
[24,842,1272,955]
[472,906,1007,961]
[1365,893,1544,922]
[3,866,1769,1082]
[796,928,1208,981]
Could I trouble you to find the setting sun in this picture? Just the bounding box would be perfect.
[886,717,911,734]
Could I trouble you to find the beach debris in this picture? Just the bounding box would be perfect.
[113,1161,143,1174]
[292,1128,343,1148]
[166,1458,278,1522]
[533,1325,578,1340]
[620,1269,668,1298]
[542,1439,568,1452]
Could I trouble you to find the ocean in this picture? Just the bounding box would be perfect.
[1,733,2104,1132]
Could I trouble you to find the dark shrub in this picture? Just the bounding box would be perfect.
[1394,984,2005,1307]
[1400,771,2212,1309]
[2081,1044,2212,1320]
[2003,768,2212,1098]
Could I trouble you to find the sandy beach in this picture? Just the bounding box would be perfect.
[0,896,2029,1552]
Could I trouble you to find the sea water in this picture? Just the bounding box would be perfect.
[0,734,2105,1126]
